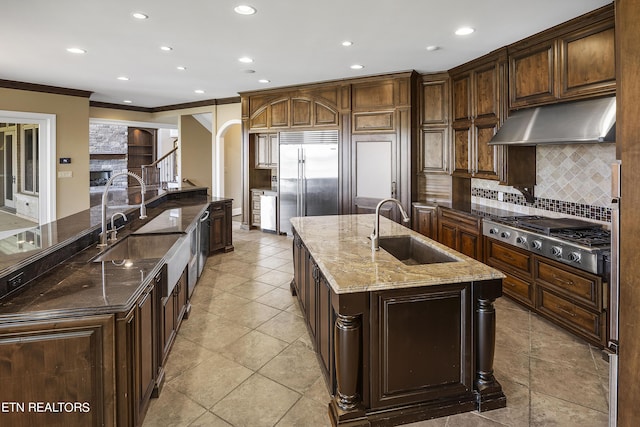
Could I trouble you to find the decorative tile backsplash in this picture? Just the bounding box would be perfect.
[472,144,616,223]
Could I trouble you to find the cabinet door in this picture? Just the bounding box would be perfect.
[317,274,334,386]
[452,125,471,176]
[137,284,156,421]
[474,120,499,179]
[161,294,176,366]
[268,133,279,167]
[558,20,615,100]
[412,206,436,240]
[452,74,471,122]
[474,64,500,120]
[509,41,557,108]
[458,228,482,261]
[307,258,318,340]
[256,134,270,168]
[210,205,225,253]
[176,270,189,326]
[438,221,457,251]
[420,128,449,173]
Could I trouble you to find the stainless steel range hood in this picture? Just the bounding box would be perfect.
[489,96,616,145]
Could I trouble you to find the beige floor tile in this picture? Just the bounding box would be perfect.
[188,411,232,427]
[530,357,608,412]
[257,310,309,343]
[255,269,294,287]
[226,280,277,300]
[276,397,332,427]
[162,334,217,382]
[285,302,304,318]
[179,312,251,352]
[530,391,608,426]
[198,269,250,291]
[275,263,294,274]
[404,417,448,426]
[444,411,508,426]
[216,300,281,329]
[220,330,288,370]
[254,255,292,269]
[190,291,250,317]
[494,347,530,387]
[476,378,530,426]
[259,340,323,393]
[255,287,297,310]
[212,374,301,427]
[304,376,332,405]
[143,385,206,427]
[169,352,253,409]
[495,306,530,355]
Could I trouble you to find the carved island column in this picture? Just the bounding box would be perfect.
[329,293,367,425]
[473,279,506,411]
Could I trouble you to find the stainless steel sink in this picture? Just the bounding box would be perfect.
[379,236,457,266]
[93,234,182,261]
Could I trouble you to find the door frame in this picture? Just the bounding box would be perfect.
[1,126,18,208]
[0,110,56,224]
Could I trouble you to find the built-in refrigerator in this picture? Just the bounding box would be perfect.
[278,130,339,235]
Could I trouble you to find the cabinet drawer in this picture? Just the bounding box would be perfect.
[502,273,534,307]
[252,213,261,226]
[537,287,604,345]
[485,239,532,277]
[252,198,261,210]
[535,259,600,310]
[438,208,480,231]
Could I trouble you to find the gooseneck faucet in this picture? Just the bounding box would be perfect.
[371,198,410,251]
[98,171,147,247]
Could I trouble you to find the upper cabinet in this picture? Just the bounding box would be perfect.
[255,133,278,169]
[450,48,507,180]
[418,74,450,174]
[508,5,615,109]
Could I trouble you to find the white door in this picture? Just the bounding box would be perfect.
[2,128,18,209]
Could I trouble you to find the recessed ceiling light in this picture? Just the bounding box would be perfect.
[244,69,256,74]
[117,76,129,81]
[66,47,86,54]
[238,56,253,63]
[258,79,270,83]
[234,5,257,15]
[455,27,475,36]
[160,46,173,51]
[132,12,148,20]
[194,89,205,94]
[123,100,133,104]
[177,66,187,71]
[426,45,440,51]
[342,41,353,47]
[350,64,364,70]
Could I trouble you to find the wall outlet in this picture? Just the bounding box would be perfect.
[498,191,504,201]
[57,171,73,178]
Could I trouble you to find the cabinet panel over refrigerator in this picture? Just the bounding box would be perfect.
[279,130,339,235]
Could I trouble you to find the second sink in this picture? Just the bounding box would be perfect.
[379,235,457,266]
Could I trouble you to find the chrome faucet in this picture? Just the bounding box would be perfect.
[371,198,410,251]
[108,212,128,242]
[98,171,147,247]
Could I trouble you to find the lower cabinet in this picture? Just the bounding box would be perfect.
[116,270,160,427]
[412,203,437,240]
[209,200,234,254]
[158,268,188,391]
[437,207,483,261]
[0,314,116,427]
[484,237,606,347]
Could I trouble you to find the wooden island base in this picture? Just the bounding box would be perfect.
[290,216,506,426]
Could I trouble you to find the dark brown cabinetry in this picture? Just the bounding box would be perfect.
[450,49,507,181]
[418,74,449,174]
[412,203,437,240]
[484,237,605,346]
[159,269,188,380]
[209,200,233,254]
[116,272,160,427]
[508,6,615,109]
[256,133,278,168]
[437,207,483,261]
[0,315,115,427]
[127,127,156,186]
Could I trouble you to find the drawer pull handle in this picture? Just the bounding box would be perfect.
[558,306,576,317]
[552,274,574,286]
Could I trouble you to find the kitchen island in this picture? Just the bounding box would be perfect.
[290,215,506,426]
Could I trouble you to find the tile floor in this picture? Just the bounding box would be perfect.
[143,222,610,427]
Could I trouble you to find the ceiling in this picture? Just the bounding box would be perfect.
[1,0,612,109]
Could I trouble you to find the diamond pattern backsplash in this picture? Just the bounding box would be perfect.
[472,144,616,223]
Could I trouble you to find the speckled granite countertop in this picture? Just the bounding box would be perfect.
[291,215,505,294]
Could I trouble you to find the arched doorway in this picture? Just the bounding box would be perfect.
[214,120,242,217]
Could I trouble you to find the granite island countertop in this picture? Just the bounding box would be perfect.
[291,214,505,294]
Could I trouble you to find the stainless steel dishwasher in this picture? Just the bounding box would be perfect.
[260,193,277,232]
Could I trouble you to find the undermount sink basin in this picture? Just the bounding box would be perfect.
[93,234,182,262]
[379,236,457,266]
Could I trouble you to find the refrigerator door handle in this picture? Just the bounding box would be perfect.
[297,147,303,217]
[301,150,306,216]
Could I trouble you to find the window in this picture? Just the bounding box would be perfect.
[21,125,39,194]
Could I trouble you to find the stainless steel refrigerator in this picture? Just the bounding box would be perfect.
[278,130,339,235]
